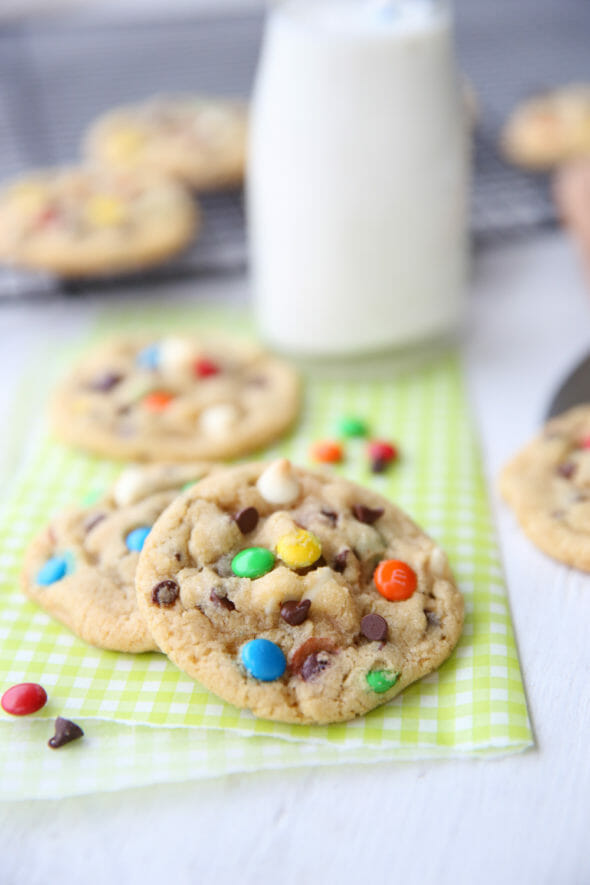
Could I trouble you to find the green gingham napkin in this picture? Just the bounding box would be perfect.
[0,305,532,799]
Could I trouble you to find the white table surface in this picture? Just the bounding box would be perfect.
[1,229,589,884]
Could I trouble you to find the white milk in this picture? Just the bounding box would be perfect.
[247,0,470,357]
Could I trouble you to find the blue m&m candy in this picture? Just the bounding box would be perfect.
[136,344,160,370]
[241,639,286,682]
[36,554,72,586]
[125,526,151,552]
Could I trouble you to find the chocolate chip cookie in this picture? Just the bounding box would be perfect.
[50,333,300,462]
[135,459,463,724]
[500,405,590,570]
[21,462,212,652]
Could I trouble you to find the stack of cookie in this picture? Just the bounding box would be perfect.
[20,331,464,725]
[0,95,247,278]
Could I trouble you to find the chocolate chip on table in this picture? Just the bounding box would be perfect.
[360,613,388,642]
[333,549,349,573]
[234,506,259,534]
[370,457,388,474]
[48,716,84,749]
[280,599,311,626]
[151,580,179,607]
[210,589,235,611]
[352,504,384,525]
[556,462,576,479]
[88,372,122,392]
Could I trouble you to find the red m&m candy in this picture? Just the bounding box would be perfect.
[194,358,220,378]
[1,683,48,716]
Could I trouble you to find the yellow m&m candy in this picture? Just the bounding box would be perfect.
[85,194,127,227]
[276,529,322,570]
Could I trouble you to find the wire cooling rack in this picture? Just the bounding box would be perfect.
[0,1,589,298]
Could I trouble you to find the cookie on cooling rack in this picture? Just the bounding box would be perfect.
[84,95,247,192]
[0,166,198,277]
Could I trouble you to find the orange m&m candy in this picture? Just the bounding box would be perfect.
[373,559,417,601]
[309,440,343,463]
[143,391,174,412]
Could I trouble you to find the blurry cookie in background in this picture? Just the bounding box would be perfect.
[0,166,198,277]
[50,333,301,462]
[84,95,248,192]
[21,462,213,652]
[500,84,590,170]
[500,405,590,571]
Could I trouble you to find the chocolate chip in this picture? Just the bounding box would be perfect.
[370,457,388,474]
[352,504,384,525]
[557,462,576,479]
[425,610,440,628]
[151,580,179,607]
[280,599,311,625]
[88,372,122,392]
[245,375,268,387]
[234,506,259,534]
[210,589,235,611]
[84,513,106,534]
[333,549,349,573]
[174,552,183,562]
[295,555,325,576]
[290,638,336,680]
[320,509,338,525]
[301,652,332,682]
[48,716,84,749]
[360,613,388,642]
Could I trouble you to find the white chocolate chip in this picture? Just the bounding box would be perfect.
[198,403,238,436]
[256,459,300,505]
[429,546,450,579]
[159,336,196,374]
[112,466,148,507]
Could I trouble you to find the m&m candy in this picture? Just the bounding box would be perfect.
[37,554,73,586]
[309,440,343,464]
[232,547,275,579]
[373,559,417,601]
[241,638,286,681]
[125,526,151,552]
[366,669,400,694]
[1,683,47,716]
[276,529,322,570]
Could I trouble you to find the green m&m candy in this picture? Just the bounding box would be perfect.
[366,668,400,694]
[336,415,368,438]
[231,547,275,578]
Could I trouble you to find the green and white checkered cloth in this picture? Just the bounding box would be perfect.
[0,305,532,799]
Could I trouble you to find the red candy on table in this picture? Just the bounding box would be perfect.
[1,682,48,716]
[373,559,417,602]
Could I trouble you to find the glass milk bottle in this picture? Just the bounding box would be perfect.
[247,0,470,357]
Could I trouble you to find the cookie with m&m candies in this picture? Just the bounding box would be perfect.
[135,459,463,724]
[50,332,301,462]
[20,462,212,652]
